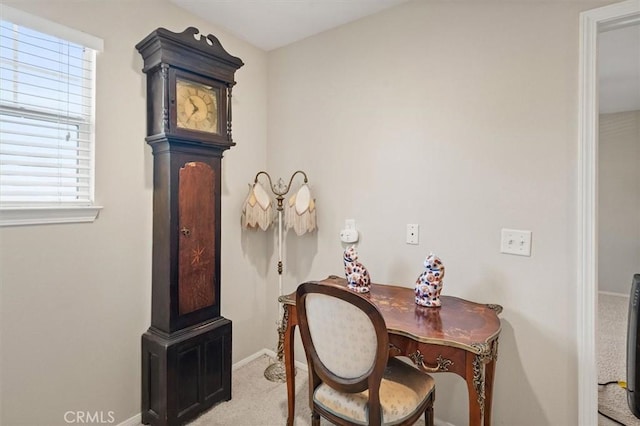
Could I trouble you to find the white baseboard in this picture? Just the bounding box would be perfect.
[232,348,272,370]
[599,290,630,298]
[295,358,308,372]
[248,348,309,372]
[117,413,141,426]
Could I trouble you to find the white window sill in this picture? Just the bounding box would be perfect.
[0,205,103,227]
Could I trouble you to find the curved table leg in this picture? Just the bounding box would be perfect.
[465,341,499,426]
[283,304,297,426]
[483,340,499,425]
[483,358,496,425]
[466,351,486,426]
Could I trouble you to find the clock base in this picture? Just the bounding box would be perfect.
[141,317,232,426]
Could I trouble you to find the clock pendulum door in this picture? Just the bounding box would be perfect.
[178,162,216,316]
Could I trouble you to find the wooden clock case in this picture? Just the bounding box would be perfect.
[135,27,243,426]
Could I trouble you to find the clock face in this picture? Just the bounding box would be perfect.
[176,79,219,134]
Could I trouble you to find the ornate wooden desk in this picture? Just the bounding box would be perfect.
[279,276,502,426]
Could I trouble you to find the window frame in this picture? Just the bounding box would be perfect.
[0,6,103,227]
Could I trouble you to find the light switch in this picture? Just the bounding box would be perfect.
[500,228,532,256]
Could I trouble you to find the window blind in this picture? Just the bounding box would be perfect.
[0,18,97,206]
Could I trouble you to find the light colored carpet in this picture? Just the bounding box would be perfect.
[598,292,640,426]
[188,354,432,426]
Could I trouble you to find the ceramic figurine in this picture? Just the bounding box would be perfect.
[343,245,371,293]
[414,253,445,307]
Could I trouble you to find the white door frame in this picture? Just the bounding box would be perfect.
[578,1,640,424]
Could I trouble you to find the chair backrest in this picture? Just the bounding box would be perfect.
[296,282,389,394]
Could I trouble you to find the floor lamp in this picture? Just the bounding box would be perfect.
[241,170,317,382]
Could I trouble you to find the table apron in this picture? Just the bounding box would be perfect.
[388,333,468,378]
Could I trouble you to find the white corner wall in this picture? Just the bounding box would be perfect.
[598,111,640,295]
[266,1,614,424]
[0,1,270,425]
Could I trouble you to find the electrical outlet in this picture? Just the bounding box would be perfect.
[406,224,419,245]
[340,219,359,243]
[500,228,532,256]
[340,229,358,243]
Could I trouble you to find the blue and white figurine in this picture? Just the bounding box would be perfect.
[414,254,445,307]
[343,245,371,293]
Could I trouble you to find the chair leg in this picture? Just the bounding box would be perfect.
[311,411,320,426]
[425,404,434,426]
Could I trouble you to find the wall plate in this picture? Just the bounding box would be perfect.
[500,228,532,256]
[407,224,419,245]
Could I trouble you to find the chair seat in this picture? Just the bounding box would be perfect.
[313,357,435,425]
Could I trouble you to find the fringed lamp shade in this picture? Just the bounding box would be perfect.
[284,183,317,235]
[241,181,274,231]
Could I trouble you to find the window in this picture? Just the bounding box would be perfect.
[0,7,103,226]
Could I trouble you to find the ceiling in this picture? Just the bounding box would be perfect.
[169,0,411,51]
[170,0,639,113]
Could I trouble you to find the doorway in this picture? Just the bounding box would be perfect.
[578,1,640,424]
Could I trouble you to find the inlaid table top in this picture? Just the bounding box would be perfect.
[280,275,502,354]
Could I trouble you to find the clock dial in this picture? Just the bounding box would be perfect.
[176,79,219,134]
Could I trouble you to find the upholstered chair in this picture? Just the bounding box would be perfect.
[296,282,436,426]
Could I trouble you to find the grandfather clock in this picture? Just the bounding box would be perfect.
[135,27,243,426]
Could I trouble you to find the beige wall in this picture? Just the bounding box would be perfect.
[0,1,270,425]
[598,111,640,295]
[267,1,610,424]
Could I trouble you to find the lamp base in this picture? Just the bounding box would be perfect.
[263,359,286,382]
[264,301,296,382]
